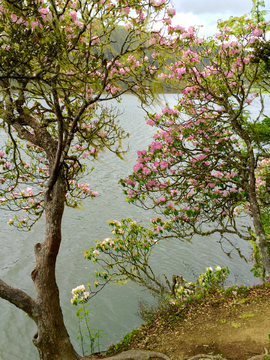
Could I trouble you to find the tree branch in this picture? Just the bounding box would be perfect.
[45,88,64,196]
[0,279,36,319]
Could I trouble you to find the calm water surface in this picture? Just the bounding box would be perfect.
[0,94,266,359]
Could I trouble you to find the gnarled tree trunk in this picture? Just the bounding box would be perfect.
[0,177,81,360]
[31,177,81,359]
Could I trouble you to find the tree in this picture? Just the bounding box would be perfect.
[118,4,270,280]
[0,0,174,358]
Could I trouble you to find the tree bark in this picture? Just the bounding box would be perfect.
[30,176,81,360]
[0,279,36,318]
[249,150,270,280]
[250,199,270,280]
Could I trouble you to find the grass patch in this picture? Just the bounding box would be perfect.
[231,322,241,328]
[239,312,254,319]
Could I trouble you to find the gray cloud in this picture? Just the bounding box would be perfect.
[172,0,263,15]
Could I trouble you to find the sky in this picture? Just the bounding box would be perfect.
[172,0,270,37]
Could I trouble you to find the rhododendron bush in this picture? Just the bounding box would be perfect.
[83,2,270,300]
[0,0,173,358]
[120,4,270,279]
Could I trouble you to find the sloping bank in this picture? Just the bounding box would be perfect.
[85,282,270,360]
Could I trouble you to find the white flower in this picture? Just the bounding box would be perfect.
[93,249,99,256]
[216,265,221,271]
[71,284,85,294]
[206,267,213,271]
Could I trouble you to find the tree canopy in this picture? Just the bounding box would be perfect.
[86,2,270,299]
[121,6,270,278]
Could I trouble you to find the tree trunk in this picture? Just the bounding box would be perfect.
[252,212,270,280]
[249,151,270,280]
[30,177,81,360]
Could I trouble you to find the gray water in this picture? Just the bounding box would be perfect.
[0,94,263,360]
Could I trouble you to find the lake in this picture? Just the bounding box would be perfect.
[0,94,263,359]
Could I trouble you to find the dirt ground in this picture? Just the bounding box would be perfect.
[91,284,270,360]
[130,286,270,360]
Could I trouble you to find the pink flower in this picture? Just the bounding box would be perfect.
[252,28,263,37]
[160,160,168,169]
[146,180,156,188]
[146,119,155,126]
[150,141,163,151]
[125,178,136,186]
[93,249,99,256]
[137,149,145,156]
[167,8,176,16]
[143,167,151,175]
[31,21,39,30]
[154,225,163,234]
[38,8,49,15]
[248,36,256,44]
[133,163,143,173]
[125,22,132,30]
[75,20,84,28]
[197,154,206,161]
[167,202,174,209]
[0,151,5,157]
[152,0,165,6]
[26,187,33,196]
[10,14,17,22]
[122,6,130,14]
[69,11,77,21]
